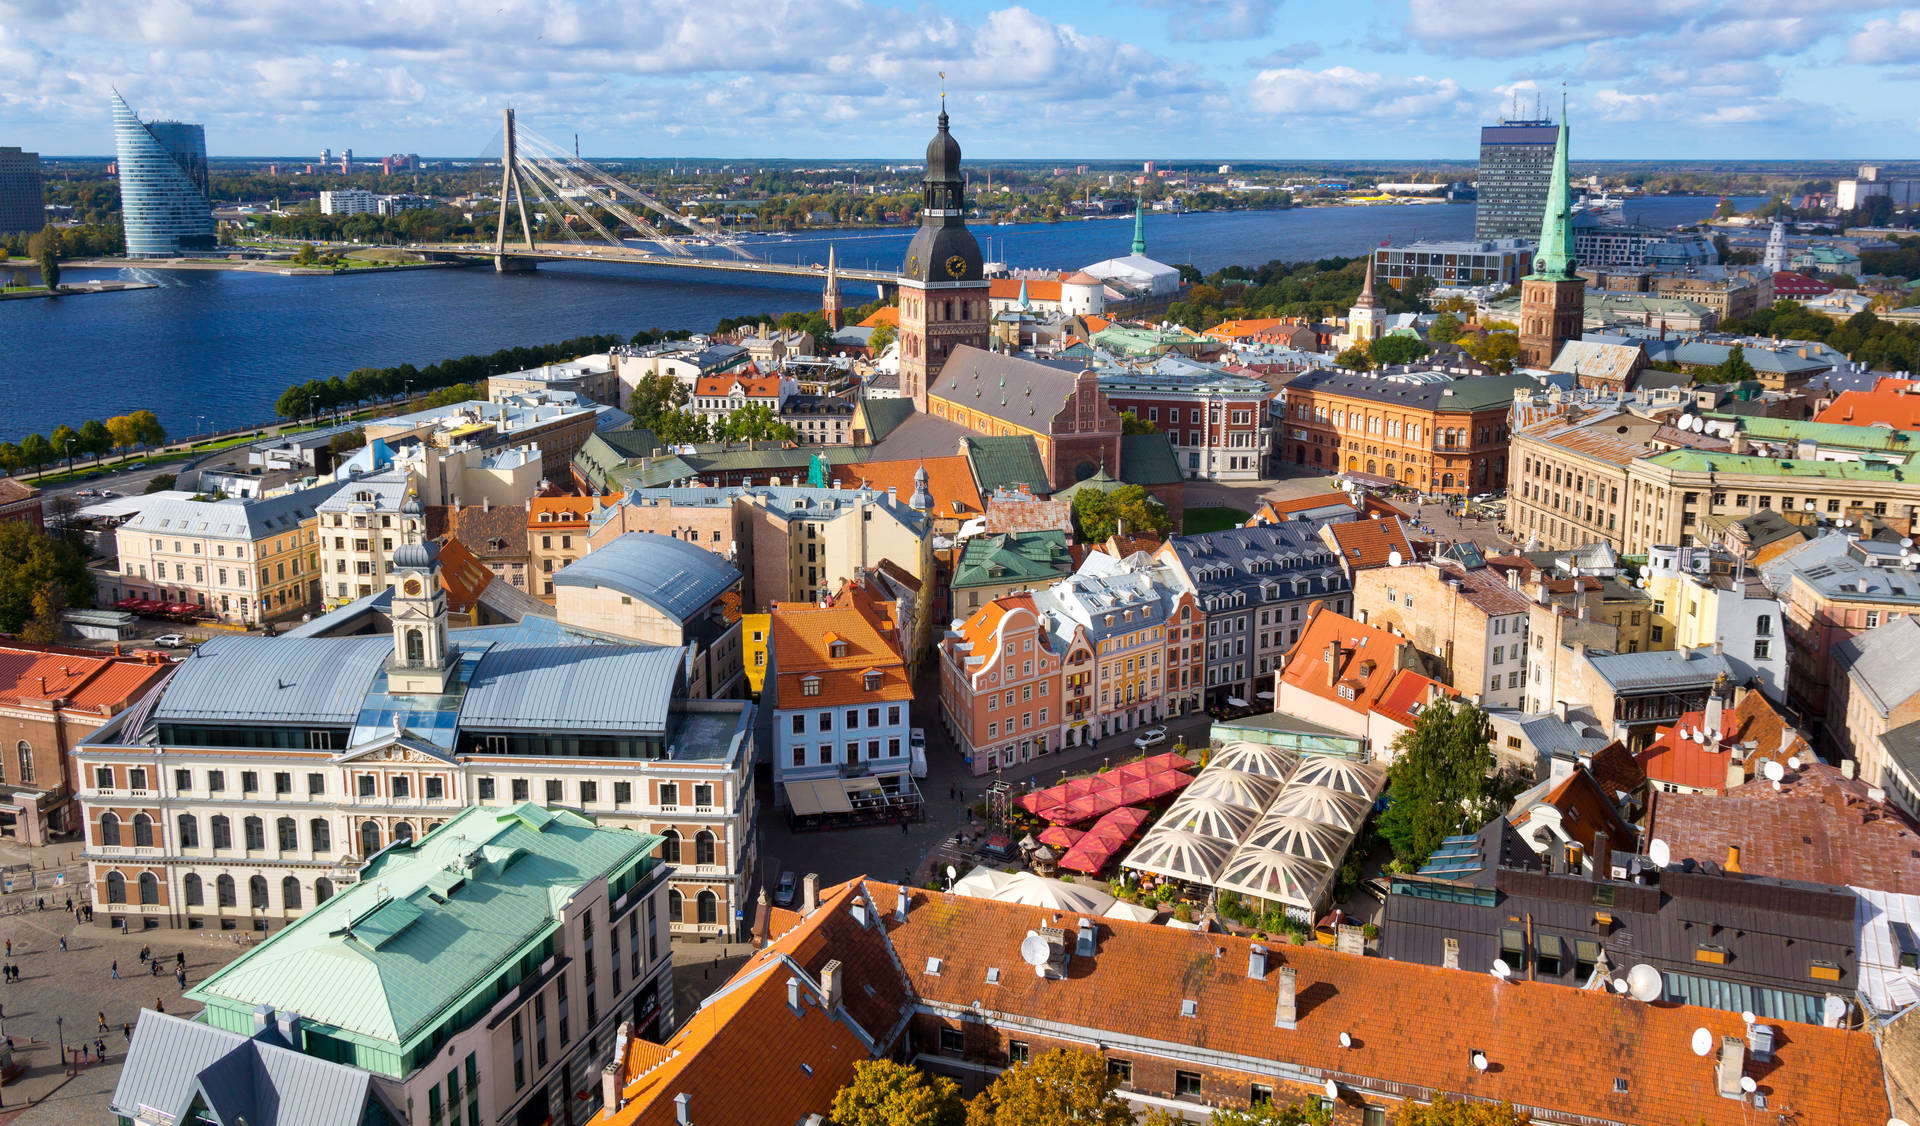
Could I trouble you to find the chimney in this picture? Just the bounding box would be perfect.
[1716,1037,1747,1099]
[1248,943,1268,980]
[1274,966,1299,1030]
[802,872,819,915]
[1076,917,1097,958]
[1555,699,1569,722]
[274,1010,301,1047]
[1324,641,1340,689]
[675,1092,693,1126]
[601,1059,625,1115]
[821,959,844,1011]
[1592,831,1610,882]
[252,1003,275,1034]
[1727,756,1747,793]
[895,885,910,921]
[787,976,802,1014]
[1725,845,1742,873]
[1842,759,1857,780]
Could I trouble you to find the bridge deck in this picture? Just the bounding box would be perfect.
[418,242,894,282]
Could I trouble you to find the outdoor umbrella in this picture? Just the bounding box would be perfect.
[1037,824,1086,850]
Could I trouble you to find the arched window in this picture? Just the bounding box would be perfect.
[106,871,127,903]
[211,816,232,850]
[310,819,332,854]
[696,890,718,925]
[133,813,154,848]
[99,812,121,847]
[668,889,683,923]
[315,877,334,904]
[217,875,236,908]
[394,822,414,845]
[694,830,716,867]
[282,877,302,910]
[243,816,265,852]
[405,628,424,664]
[177,814,199,849]
[249,875,269,910]
[277,817,298,852]
[14,739,31,784]
[138,872,158,904]
[183,873,203,907]
[360,821,381,856]
[660,830,681,864]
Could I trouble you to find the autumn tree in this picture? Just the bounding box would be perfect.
[1395,1096,1531,1125]
[1143,1103,1331,1126]
[1335,345,1373,371]
[831,1059,965,1126]
[963,1049,1132,1126]
[1071,484,1170,543]
[1458,329,1521,374]
[0,521,95,634]
[1119,410,1159,435]
[868,320,897,355]
[21,580,68,645]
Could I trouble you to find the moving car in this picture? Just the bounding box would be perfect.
[772,870,797,908]
[1133,726,1168,748]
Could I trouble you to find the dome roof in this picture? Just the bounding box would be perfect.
[901,223,983,284]
[925,109,961,182]
[393,540,438,572]
[400,493,423,517]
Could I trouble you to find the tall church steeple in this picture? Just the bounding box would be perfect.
[897,93,989,412]
[1347,255,1385,348]
[821,243,844,329]
[1763,207,1790,274]
[1518,96,1586,370]
[1131,196,1147,257]
[386,491,456,697]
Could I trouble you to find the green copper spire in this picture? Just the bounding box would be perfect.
[1529,97,1577,280]
[1131,196,1147,256]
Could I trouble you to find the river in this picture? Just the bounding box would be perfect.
[0,196,1758,441]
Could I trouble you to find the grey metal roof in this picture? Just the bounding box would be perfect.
[552,532,740,624]
[1835,615,1920,718]
[1166,522,1348,612]
[112,1010,381,1126]
[932,345,1089,430]
[1286,370,1538,411]
[318,469,411,513]
[1585,648,1736,693]
[121,480,345,541]
[153,635,393,725]
[459,642,682,733]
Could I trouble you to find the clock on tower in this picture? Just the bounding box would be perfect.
[896,96,989,413]
[387,493,457,696]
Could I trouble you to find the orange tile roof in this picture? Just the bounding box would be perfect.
[988,277,1065,303]
[0,643,172,713]
[1369,667,1456,728]
[829,456,984,522]
[1323,516,1414,571]
[693,373,785,399]
[1203,317,1288,341]
[770,597,911,708]
[1814,387,1920,429]
[1519,767,1637,857]
[526,495,596,529]
[1081,314,1112,333]
[1638,692,1810,794]
[1278,605,1413,716]
[1246,494,1360,524]
[435,536,496,613]
[872,883,1888,1126]
[858,306,899,329]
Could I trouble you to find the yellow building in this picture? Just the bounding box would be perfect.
[110,485,333,624]
[742,612,771,695]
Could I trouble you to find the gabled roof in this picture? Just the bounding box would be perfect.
[125,481,344,541]
[0,643,172,713]
[1277,605,1413,716]
[693,373,785,399]
[1516,766,1636,858]
[770,593,910,708]
[1322,517,1414,572]
[449,503,528,559]
[1816,387,1920,429]
[112,1010,386,1126]
[932,345,1093,431]
[1550,339,1645,383]
[1834,615,1920,718]
[552,532,740,625]
[952,532,1072,590]
[962,435,1052,495]
[1369,667,1456,729]
[830,455,983,521]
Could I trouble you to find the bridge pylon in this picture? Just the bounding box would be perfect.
[494,107,537,269]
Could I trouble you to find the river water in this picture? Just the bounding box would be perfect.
[0,196,1755,441]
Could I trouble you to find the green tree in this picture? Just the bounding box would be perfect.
[1707,344,1756,384]
[0,521,95,634]
[20,579,68,645]
[77,419,112,460]
[831,1059,966,1126]
[144,473,177,494]
[963,1049,1132,1126]
[868,320,897,355]
[106,414,141,460]
[1369,335,1430,367]
[1376,698,1512,870]
[50,424,80,470]
[1459,329,1521,374]
[652,409,711,445]
[717,402,799,442]
[129,410,167,451]
[1395,1096,1531,1125]
[627,373,689,431]
[274,385,313,420]
[292,242,318,266]
[0,443,20,475]
[1428,313,1464,344]
[1119,410,1158,435]
[18,433,53,474]
[1071,484,1170,543]
[37,242,58,291]
[1335,345,1373,371]
[1206,1102,1334,1126]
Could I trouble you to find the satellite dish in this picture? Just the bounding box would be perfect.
[1740,1010,1756,1026]
[1740,1076,1757,1094]
[1019,932,1050,968]
[1826,995,1850,1026]
[1787,755,1802,771]
[1649,839,1672,868]
[1691,1027,1715,1056]
[1626,963,1663,1002]
[1612,978,1630,994]
[1471,1051,1489,1072]
[1491,958,1512,979]
[1325,1078,1339,1100]
[945,864,957,882]
[1764,759,1785,782]
[1339,1031,1353,1048]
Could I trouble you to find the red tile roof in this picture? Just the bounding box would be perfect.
[988,278,1065,303]
[694,373,785,399]
[1637,692,1810,794]
[1203,318,1289,341]
[1519,767,1637,857]
[435,536,496,614]
[1277,606,1414,716]
[1369,667,1456,729]
[1647,761,1920,891]
[1322,517,1414,572]
[770,593,911,708]
[1814,388,1920,429]
[829,456,983,522]
[526,495,596,529]
[858,306,899,329]
[0,644,172,714]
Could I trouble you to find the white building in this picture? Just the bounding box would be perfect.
[319,189,379,216]
[1838,166,1920,211]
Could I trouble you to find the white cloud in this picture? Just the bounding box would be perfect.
[1849,10,1920,63]
[1140,0,1278,42]
[1248,65,1472,121]
[1405,0,1710,56]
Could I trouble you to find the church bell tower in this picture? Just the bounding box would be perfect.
[387,492,456,696]
[1518,99,1585,371]
[897,95,989,413]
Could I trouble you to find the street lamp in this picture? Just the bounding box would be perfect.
[56,1014,64,1076]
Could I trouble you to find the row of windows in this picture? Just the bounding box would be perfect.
[105,811,425,856]
[789,705,905,734]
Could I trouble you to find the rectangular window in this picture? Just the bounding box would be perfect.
[614,781,631,806]
[1107,1058,1132,1085]
[426,777,444,800]
[392,776,410,800]
[241,771,258,793]
[478,777,496,800]
[1695,944,1729,965]
[208,771,225,793]
[1175,1071,1202,1097]
[174,768,191,791]
[512,778,529,802]
[357,774,375,797]
[580,780,597,805]
[1008,1040,1030,1063]
[1500,927,1526,970]
[545,779,562,803]
[939,1027,964,1055]
[1536,933,1563,976]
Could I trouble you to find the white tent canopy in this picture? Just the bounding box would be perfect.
[1241,813,1350,865]
[1123,827,1233,884]
[1290,755,1386,797]
[1184,768,1283,812]
[1215,847,1335,908]
[950,867,1118,915]
[1269,784,1372,831]
[1209,741,1301,780]
[1159,795,1259,841]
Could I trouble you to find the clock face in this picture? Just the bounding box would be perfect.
[945,254,969,279]
[906,254,920,275]
[403,578,422,597]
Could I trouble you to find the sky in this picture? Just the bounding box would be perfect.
[3,0,1918,162]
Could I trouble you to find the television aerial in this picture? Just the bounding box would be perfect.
[1691,1027,1714,1056]
[1626,963,1663,1002]
[1648,838,1672,868]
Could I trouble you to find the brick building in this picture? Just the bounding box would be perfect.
[1095,368,1273,480]
[928,347,1123,491]
[1279,371,1533,495]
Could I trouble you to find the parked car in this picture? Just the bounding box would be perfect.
[772,870,797,908]
[910,728,928,779]
[152,634,188,648]
[1133,726,1168,748]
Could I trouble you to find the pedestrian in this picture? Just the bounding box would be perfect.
[4,939,10,956]
[35,897,42,911]
[176,969,186,988]
[150,960,158,977]
[59,936,67,952]
[65,895,72,912]
[123,1022,132,1041]
[176,952,185,970]
[111,960,119,980]
[155,998,164,1015]
[97,1010,107,1032]
[96,1037,106,1062]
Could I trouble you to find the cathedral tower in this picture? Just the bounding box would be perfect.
[897,98,988,413]
[1517,101,1586,371]
[821,244,844,330]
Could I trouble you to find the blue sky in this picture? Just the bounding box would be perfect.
[3,0,1917,161]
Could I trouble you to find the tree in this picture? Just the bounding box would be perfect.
[1071,484,1170,543]
[1335,345,1373,371]
[1394,1097,1531,1125]
[1202,1103,1333,1126]
[77,419,112,460]
[128,410,167,451]
[963,1049,1132,1126]
[106,414,141,460]
[20,579,68,645]
[1369,335,1430,367]
[1458,329,1520,374]
[50,424,79,470]
[144,473,177,494]
[38,241,58,291]
[0,521,95,634]
[18,433,53,475]
[627,373,689,431]
[329,427,368,459]
[1709,344,1756,384]
[0,443,20,475]
[292,242,318,266]
[1428,313,1464,344]
[717,402,798,442]
[1119,410,1158,435]
[652,408,711,445]
[1376,698,1514,870]
[831,1059,966,1126]
[868,320,897,355]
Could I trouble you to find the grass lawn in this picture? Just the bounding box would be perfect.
[1183,506,1252,534]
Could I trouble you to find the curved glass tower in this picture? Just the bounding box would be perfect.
[112,91,215,257]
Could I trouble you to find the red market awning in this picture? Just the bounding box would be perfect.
[1037,824,1086,850]
[1059,807,1152,874]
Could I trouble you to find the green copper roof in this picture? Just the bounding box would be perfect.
[953,530,1072,590]
[1132,198,1147,256]
[1529,101,1578,281]
[188,804,659,1062]
[1709,414,1920,454]
[964,435,1053,494]
[1644,449,1916,479]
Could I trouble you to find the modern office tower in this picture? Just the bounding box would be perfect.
[1475,116,1560,240]
[111,91,215,256]
[0,147,43,234]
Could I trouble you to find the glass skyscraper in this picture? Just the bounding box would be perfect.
[1475,118,1560,241]
[112,91,215,257]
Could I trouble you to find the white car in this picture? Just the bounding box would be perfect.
[152,634,188,648]
[1133,726,1168,748]
[909,728,928,779]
